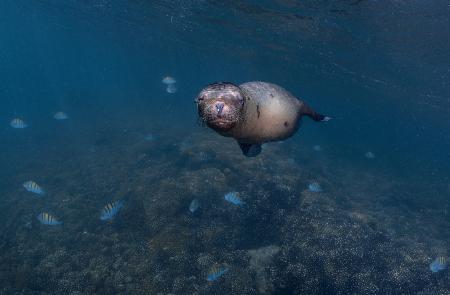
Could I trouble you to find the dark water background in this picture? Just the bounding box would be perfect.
[0,1,449,294]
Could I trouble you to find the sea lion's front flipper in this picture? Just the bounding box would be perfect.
[300,103,331,122]
[238,142,262,157]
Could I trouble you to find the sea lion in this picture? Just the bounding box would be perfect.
[195,81,330,157]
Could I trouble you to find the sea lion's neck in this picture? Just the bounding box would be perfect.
[224,98,257,142]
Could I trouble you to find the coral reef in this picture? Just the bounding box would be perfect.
[0,119,449,294]
[248,245,280,294]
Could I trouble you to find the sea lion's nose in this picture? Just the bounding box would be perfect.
[215,102,224,116]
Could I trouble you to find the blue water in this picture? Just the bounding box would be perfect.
[0,1,449,294]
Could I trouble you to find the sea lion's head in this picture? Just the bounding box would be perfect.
[195,82,245,132]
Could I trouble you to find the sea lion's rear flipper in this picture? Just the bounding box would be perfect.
[300,103,331,122]
[238,142,262,157]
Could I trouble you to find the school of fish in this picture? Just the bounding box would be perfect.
[9,75,403,289]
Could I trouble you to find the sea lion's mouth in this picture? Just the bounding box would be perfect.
[208,119,235,131]
[198,101,239,131]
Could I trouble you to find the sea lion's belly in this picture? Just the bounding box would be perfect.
[231,82,302,144]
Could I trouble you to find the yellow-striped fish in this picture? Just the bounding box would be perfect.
[100,200,124,221]
[10,118,27,129]
[162,76,176,84]
[23,181,45,195]
[430,256,447,272]
[37,212,62,225]
[206,264,230,281]
[166,84,177,94]
[54,111,68,120]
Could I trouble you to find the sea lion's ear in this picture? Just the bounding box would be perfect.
[238,142,262,157]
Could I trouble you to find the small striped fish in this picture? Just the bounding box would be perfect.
[189,199,200,213]
[206,265,229,281]
[144,133,156,141]
[308,182,322,193]
[37,212,62,225]
[224,192,244,206]
[166,84,177,94]
[100,200,124,221]
[365,151,375,159]
[313,145,323,151]
[10,118,27,129]
[23,181,45,195]
[430,256,447,273]
[54,111,68,120]
[161,76,176,84]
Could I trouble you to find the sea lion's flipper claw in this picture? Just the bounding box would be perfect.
[238,142,262,157]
